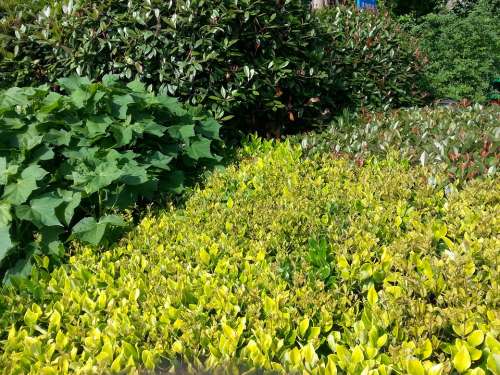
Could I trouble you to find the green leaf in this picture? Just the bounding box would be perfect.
[21,165,48,181]
[167,125,195,143]
[453,346,471,373]
[57,76,92,93]
[72,215,126,246]
[2,177,38,205]
[126,80,147,93]
[30,195,63,227]
[86,115,113,138]
[0,202,12,225]
[141,120,167,137]
[199,117,221,140]
[186,137,213,160]
[112,94,135,119]
[156,96,187,116]
[0,225,14,263]
[57,190,82,227]
[149,152,173,170]
[159,171,184,194]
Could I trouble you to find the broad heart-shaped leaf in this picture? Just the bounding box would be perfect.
[126,80,147,93]
[0,202,12,225]
[156,96,187,117]
[21,164,48,181]
[0,158,7,185]
[141,119,167,137]
[29,194,64,227]
[0,87,31,107]
[72,215,126,245]
[199,117,221,140]
[102,74,121,88]
[186,136,213,160]
[39,226,65,258]
[167,124,195,143]
[45,129,72,146]
[112,94,135,119]
[453,346,471,373]
[0,224,13,263]
[159,171,184,194]
[2,177,37,205]
[57,76,92,93]
[86,115,113,138]
[149,151,173,170]
[120,160,149,186]
[72,161,123,195]
[111,124,134,147]
[57,190,82,226]
[70,88,92,109]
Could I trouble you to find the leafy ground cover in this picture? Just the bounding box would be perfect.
[296,105,500,181]
[0,76,221,280]
[0,141,498,374]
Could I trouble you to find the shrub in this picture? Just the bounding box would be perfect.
[315,6,427,110]
[0,0,327,128]
[0,75,221,280]
[0,1,427,132]
[1,141,499,374]
[297,105,500,181]
[413,0,500,102]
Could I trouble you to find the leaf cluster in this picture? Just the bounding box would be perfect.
[0,75,221,279]
[0,141,498,374]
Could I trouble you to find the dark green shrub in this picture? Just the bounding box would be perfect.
[0,76,221,280]
[378,0,443,17]
[0,0,427,132]
[296,105,500,180]
[315,6,427,110]
[0,0,326,129]
[1,141,498,373]
[413,0,500,101]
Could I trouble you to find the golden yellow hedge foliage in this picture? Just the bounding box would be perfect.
[0,141,499,374]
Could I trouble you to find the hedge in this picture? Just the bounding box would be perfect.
[1,141,498,374]
[297,105,500,181]
[0,1,426,132]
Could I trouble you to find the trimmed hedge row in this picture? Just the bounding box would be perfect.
[1,141,498,374]
[297,105,500,181]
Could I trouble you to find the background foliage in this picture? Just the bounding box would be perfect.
[412,0,500,102]
[0,76,221,280]
[1,141,498,373]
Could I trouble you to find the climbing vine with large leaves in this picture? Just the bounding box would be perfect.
[0,75,222,279]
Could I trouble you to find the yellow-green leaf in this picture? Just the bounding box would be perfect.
[453,346,471,373]
[407,359,425,375]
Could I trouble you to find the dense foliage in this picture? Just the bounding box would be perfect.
[0,0,324,127]
[0,141,498,374]
[0,0,426,132]
[0,76,221,280]
[379,0,444,17]
[316,6,426,110]
[412,0,499,101]
[298,105,500,181]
